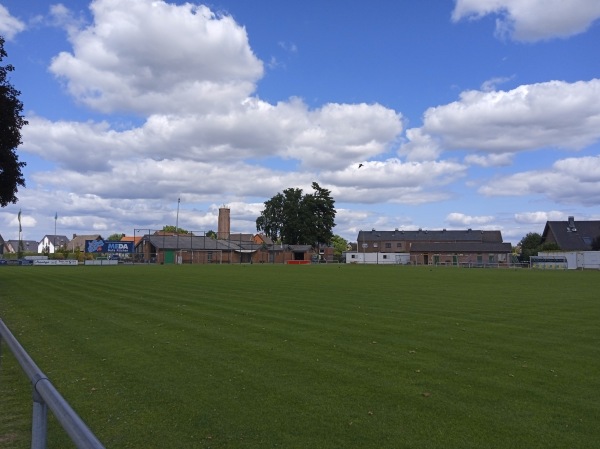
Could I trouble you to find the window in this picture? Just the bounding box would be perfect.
[385,243,391,249]
[488,254,494,263]
[383,255,388,259]
[351,254,356,259]
[396,242,402,248]
[207,251,213,262]
[373,243,378,248]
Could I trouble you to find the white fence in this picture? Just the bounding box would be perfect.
[538,251,600,269]
[345,252,411,264]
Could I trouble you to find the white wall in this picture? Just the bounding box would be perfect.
[539,251,600,269]
[345,252,410,264]
[38,236,58,254]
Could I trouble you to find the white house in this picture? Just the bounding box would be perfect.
[38,235,70,254]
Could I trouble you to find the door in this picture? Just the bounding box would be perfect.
[164,250,174,264]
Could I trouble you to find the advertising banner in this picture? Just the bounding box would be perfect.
[85,240,134,253]
[33,260,79,266]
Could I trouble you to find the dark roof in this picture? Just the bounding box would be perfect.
[141,234,241,251]
[41,234,70,245]
[69,235,103,250]
[228,233,254,242]
[238,242,266,251]
[410,242,512,253]
[140,235,315,253]
[358,229,503,243]
[288,245,313,252]
[255,233,274,245]
[542,219,600,251]
[6,240,39,251]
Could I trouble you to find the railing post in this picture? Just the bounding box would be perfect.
[32,380,48,449]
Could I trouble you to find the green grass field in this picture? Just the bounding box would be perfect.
[1,264,599,448]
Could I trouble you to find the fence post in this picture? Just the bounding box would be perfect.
[32,380,48,449]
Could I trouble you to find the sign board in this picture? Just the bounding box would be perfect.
[85,240,134,253]
[33,260,79,266]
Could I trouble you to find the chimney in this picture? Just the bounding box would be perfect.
[217,207,230,240]
[567,216,577,232]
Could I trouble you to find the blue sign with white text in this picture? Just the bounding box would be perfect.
[85,240,134,253]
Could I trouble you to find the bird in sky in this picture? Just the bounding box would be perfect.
[358,163,364,168]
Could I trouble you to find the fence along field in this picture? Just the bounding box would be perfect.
[1,264,599,448]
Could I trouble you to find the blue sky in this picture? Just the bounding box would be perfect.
[1,0,599,245]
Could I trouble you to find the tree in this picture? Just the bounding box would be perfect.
[304,182,336,246]
[331,234,348,260]
[0,36,27,207]
[206,230,217,239]
[107,233,125,241]
[518,232,542,262]
[256,182,336,246]
[539,242,561,252]
[162,225,189,234]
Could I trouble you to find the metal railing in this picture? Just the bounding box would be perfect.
[0,318,105,449]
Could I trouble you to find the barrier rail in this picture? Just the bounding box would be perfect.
[0,318,105,449]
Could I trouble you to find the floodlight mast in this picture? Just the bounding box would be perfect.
[175,198,180,264]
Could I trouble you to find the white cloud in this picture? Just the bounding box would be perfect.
[48,3,86,33]
[49,0,263,114]
[0,4,26,40]
[8,211,36,230]
[325,159,466,189]
[23,97,402,173]
[30,159,298,202]
[464,153,513,167]
[23,116,125,172]
[479,155,600,206]
[278,41,298,53]
[446,212,495,226]
[514,211,565,224]
[323,158,467,205]
[398,128,442,161]
[480,76,514,92]
[287,102,403,170]
[336,186,452,205]
[452,0,600,41]
[401,79,600,160]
